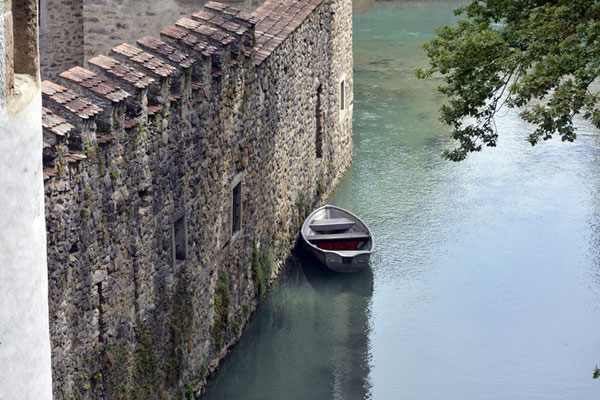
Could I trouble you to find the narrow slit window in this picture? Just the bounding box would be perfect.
[232,180,242,236]
[39,0,48,35]
[340,80,345,111]
[12,0,39,77]
[316,84,323,158]
[6,0,39,99]
[173,215,187,261]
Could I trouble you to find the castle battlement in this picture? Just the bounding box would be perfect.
[38,0,354,397]
[41,0,327,177]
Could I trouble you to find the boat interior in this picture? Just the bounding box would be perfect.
[305,207,373,252]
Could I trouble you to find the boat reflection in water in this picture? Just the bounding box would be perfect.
[202,247,373,400]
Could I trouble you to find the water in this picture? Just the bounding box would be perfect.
[202,2,600,399]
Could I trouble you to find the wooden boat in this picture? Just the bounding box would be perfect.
[301,205,374,273]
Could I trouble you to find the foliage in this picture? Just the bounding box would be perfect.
[167,289,193,384]
[252,240,273,298]
[184,381,194,399]
[134,324,160,392]
[80,208,90,227]
[594,366,600,379]
[213,271,230,349]
[416,0,600,161]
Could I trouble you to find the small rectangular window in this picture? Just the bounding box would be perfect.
[340,80,345,111]
[316,84,323,158]
[232,180,242,236]
[173,215,187,261]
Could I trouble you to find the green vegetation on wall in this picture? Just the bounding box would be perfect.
[252,239,273,299]
[213,271,231,350]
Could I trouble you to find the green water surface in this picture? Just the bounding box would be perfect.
[202,2,600,399]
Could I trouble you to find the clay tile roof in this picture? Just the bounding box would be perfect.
[42,107,74,136]
[250,0,323,65]
[65,151,87,163]
[137,36,195,69]
[124,117,139,129]
[43,167,58,180]
[89,54,155,90]
[193,9,248,36]
[96,133,115,144]
[192,9,216,22]
[161,26,218,57]
[112,43,177,78]
[205,1,227,12]
[59,66,131,103]
[42,80,103,119]
[205,1,257,24]
[176,17,234,45]
[147,105,163,116]
[169,92,183,102]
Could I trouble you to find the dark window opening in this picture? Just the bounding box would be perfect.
[316,84,323,158]
[173,215,187,261]
[7,0,39,98]
[12,0,39,76]
[232,180,242,236]
[340,80,345,111]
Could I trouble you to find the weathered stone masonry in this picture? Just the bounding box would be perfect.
[41,0,352,398]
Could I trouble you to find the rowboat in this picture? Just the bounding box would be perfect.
[301,205,374,273]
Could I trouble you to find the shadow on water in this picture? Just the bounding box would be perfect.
[202,244,374,400]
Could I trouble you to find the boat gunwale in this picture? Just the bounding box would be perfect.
[301,204,375,258]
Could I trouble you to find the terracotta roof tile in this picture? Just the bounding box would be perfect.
[161,26,218,57]
[112,43,177,78]
[42,80,103,119]
[205,1,227,11]
[124,117,139,129]
[251,0,323,65]
[169,92,183,101]
[205,1,257,25]
[89,54,154,89]
[96,133,115,144]
[137,36,195,69]
[147,105,163,116]
[43,167,58,180]
[65,151,87,163]
[176,17,235,46]
[59,66,130,103]
[42,107,74,136]
[191,10,249,36]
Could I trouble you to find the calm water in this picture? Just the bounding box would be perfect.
[202,2,600,399]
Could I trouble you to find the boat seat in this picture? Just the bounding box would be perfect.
[309,218,355,232]
[306,232,370,242]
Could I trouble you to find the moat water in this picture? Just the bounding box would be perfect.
[202,1,600,399]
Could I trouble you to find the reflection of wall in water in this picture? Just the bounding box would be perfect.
[202,254,373,400]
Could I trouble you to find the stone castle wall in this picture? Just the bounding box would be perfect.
[40,0,262,81]
[41,0,352,398]
[40,0,84,81]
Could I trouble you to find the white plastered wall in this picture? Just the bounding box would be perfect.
[0,88,53,400]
